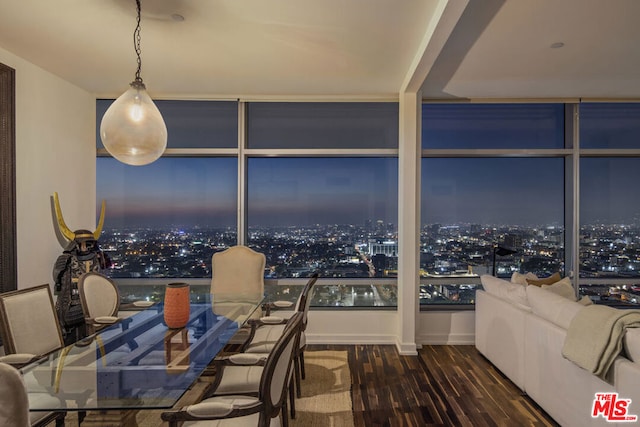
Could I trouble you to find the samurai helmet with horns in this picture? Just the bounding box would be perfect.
[53,192,106,254]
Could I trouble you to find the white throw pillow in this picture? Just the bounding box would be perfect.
[526,284,583,330]
[541,277,577,301]
[481,275,529,307]
[511,271,538,286]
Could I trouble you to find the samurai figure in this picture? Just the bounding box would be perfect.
[52,192,111,344]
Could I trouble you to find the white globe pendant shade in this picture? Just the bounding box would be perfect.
[100,82,167,166]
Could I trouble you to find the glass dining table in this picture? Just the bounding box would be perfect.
[20,290,263,422]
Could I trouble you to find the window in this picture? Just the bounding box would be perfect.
[97,157,237,278]
[578,103,640,307]
[96,99,640,310]
[579,158,640,304]
[243,102,399,308]
[421,103,567,306]
[422,103,565,149]
[247,102,398,149]
[96,100,399,309]
[420,157,565,304]
[580,103,640,149]
[97,100,238,149]
[96,100,239,280]
[247,157,398,283]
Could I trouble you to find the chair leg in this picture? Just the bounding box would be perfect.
[299,350,306,379]
[281,394,289,427]
[294,354,302,398]
[289,374,296,419]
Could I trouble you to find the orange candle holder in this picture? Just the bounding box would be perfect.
[164,283,190,329]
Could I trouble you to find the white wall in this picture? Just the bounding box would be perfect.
[417,310,475,345]
[306,310,399,345]
[0,46,96,290]
[306,310,475,346]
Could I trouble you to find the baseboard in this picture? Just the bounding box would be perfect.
[306,332,397,345]
[307,332,475,346]
[417,332,475,345]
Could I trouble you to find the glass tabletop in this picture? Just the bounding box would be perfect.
[22,293,263,412]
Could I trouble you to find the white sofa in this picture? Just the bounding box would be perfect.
[476,275,640,427]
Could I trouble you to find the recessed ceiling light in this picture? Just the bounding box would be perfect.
[550,42,564,49]
[171,13,185,22]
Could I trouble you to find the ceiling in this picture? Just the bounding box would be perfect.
[1,0,639,100]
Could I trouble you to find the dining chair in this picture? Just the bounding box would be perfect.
[201,312,304,426]
[242,273,319,399]
[0,285,69,426]
[161,312,303,427]
[77,272,124,335]
[1,354,68,427]
[211,246,266,343]
[211,245,265,301]
[0,284,65,367]
[0,361,30,427]
[0,362,68,427]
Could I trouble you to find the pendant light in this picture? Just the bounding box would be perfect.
[100,0,167,166]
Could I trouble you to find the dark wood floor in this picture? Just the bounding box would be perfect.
[309,344,559,427]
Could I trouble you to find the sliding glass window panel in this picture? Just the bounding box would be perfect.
[580,103,640,149]
[96,157,238,278]
[246,102,399,149]
[420,158,565,304]
[422,103,565,149]
[580,158,640,284]
[96,100,238,149]
[247,157,398,307]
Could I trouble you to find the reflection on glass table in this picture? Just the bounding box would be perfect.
[21,293,263,413]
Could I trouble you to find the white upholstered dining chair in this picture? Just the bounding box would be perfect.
[211,246,266,343]
[0,361,30,427]
[0,285,67,426]
[243,273,319,399]
[0,284,64,367]
[78,272,123,335]
[211,245,266,301]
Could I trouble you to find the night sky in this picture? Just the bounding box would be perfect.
[97,157,399,229]
[97,155,640,230]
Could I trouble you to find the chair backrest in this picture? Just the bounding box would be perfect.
[0,284,64,356]
[0,362,30,427]
[78,272,120,319]
[295,272,319,329]
[211,246,265,301]
[259,312,303,423]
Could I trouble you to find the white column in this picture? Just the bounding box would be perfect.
[396,91,421,355]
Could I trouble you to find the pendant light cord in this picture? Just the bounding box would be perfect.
[133,0,143,85]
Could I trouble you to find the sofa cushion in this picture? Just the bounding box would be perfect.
[526,284,583,330]
[526,272,562,287]
[511,271,538,286]
[480,275,528,308]
[541,277,576,301]
[624,328,640,363]
[578,295,593,306]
